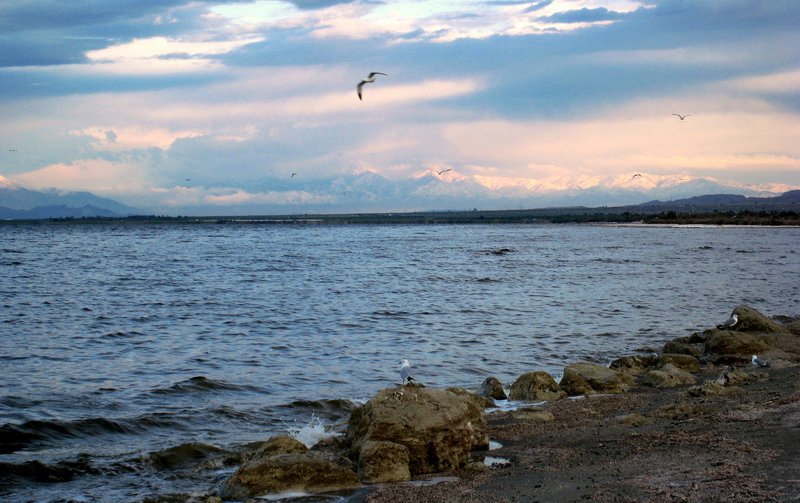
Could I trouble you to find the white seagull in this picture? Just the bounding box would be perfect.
[717,312,739,330]
[672,113,691,120]
[751,355,769,367]
[357,72,387,101]
[399,359,414,385]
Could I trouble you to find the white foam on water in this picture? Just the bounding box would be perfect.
[287,414,339,448]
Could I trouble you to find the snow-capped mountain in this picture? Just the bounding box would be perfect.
[2,171,796,217]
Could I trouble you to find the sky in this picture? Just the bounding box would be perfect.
[1,0,799,213]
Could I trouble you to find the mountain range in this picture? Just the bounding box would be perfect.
[1,171,798,219]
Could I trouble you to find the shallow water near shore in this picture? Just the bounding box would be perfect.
[1,223,798,502]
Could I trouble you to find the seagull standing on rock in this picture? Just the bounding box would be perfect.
[399,359,414,386]
[752,355,769,367]
[717,312,739,330]
[357,72,387,100]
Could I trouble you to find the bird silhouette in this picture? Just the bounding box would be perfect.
[357,72,387,100]
[428,168,452,175]
[632,173,642,179]
[672,113,691,120]
[291,173,297,178]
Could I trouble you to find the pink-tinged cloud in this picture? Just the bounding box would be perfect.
[12,159,150,193]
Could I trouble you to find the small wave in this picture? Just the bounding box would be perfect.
[0,454,96,484]
[0,417,132,454]
[371,310,410,317]
[150,376,254,395]
[140,441,227,471]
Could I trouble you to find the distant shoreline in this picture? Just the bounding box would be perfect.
[2,208,799,226]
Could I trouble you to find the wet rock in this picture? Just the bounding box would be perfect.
[251,434,308,460]
[346,387,488,475]
[357,440,410,483]
[558,362,635,396]
[731,305,787,333]
[662,341,702,357]
[640,364,697,388]
[657,354,701,373]
[782,319,800,336]
[609,354,658,375]
[705,331,770,358]
[220,453,360,500]
[446,386,495,412]
[479,377,508,400]
[508,371,566,402]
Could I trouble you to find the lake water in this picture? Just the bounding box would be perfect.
[1,223,798,502]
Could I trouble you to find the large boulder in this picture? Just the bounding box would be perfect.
[346,387,488,475]
[731,305,786,333]
[508,371,566,402]
[705,331,770,357]
[559,362,635,396]
[479,377,508,400]
[640,364,697,388]
[220,452,360,500]
[356,440,410,483]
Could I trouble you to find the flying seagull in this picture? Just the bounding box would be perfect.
[357,72,387,101]
[399,359,414,386]
[291,172,297,178]
[185,178,192,182]
[672,113,691,120]
[428,168,452,175]
[632,173,642,179]
[717,312,739,330]
[751,355,769,367]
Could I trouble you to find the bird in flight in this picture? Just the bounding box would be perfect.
[291,172,297,178]
[8,149,17,152]
[429,168,452,175]
[632,173,642,179]
[185,178,192,182]
[357,72,387,101]
[672,113,691,120]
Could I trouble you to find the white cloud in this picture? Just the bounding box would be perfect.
[73,126,203,151]
[84,35,263,75]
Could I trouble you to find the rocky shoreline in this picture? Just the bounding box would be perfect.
[191,305,799,503]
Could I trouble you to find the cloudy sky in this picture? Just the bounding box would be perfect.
[1,0,799,212]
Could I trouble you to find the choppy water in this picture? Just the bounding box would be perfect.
[1,223,798,502]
